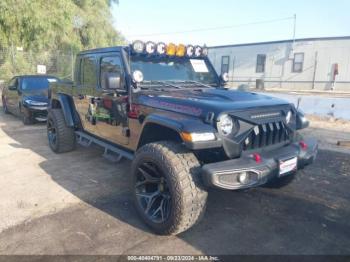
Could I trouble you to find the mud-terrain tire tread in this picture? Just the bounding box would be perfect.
[132,141,208,235]
[47,109,76,153]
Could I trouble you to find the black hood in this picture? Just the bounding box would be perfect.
[137,88,292,122]
[22,89,49,104]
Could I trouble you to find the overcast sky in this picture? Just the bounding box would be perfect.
[111,0,350,47]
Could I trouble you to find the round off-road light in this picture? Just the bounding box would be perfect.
[156,42,166,55]
[286,110,292,124]
[186,45,194,56]
[176,44,186,57]
[166,43,177,56]
[132,40,145,54]
[194,45,202,57]
[145,41,156,54]
[202,46,209,56]
[222,72,229,82]
[132,70,144,83]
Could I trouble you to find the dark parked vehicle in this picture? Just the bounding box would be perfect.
[47,41,318,235]
[2,75,59,124]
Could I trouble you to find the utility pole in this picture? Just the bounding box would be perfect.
[292,14,297,48]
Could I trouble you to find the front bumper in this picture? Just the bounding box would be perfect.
[23,105,48,121]
[202,138,318,190]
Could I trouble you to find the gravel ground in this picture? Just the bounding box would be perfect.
[0,107,349,255]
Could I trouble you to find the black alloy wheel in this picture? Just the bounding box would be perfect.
[47,118,57,149]
[135,161,171,224]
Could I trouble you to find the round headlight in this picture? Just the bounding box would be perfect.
[132,40,145,53]
[217,114,234,136]
[286,110,292,124]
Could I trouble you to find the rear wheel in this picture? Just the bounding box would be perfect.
[47,109,76,153]
[132,141,208,235]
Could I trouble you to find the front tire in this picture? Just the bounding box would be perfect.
[132,141,208,235]
[22,113,33,125]
[2,97,10,114]
[47,109,76,153]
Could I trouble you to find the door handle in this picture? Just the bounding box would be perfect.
[78,94,84,100]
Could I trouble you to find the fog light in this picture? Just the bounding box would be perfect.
[237,172,249,184]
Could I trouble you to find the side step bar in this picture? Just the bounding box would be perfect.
[75,131,134,162]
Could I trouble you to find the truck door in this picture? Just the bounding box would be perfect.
[94,54,129,145]
[73,53,129,145]
[73,55,100,136]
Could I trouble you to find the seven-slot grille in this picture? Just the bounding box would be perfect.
[243,121,290,150]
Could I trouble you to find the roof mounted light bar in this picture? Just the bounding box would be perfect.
[130,41,208,57]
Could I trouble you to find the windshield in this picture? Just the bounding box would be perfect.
[21,77,57,91]
[130,56,218,86]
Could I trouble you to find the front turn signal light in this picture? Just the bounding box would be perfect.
[181,132,216,142]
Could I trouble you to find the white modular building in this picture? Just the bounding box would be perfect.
[208,36,350,91]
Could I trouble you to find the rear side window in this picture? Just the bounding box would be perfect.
[100,56,124,89]
[8,78,17,87]
[81,56,97,87]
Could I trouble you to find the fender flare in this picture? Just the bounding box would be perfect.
[140,113,221,150]
[50,94,75,127]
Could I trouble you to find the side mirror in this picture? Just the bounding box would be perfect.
[8,85,17,91]
[296,111,309,130]
[220,72,229,85]
[104,72,122,90]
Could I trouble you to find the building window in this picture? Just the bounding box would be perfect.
[256,54,266,73]
[293,53,304,73]
[221,56,230,75]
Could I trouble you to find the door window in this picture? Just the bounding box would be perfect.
[100,56,124,90]
[81,56,97,87]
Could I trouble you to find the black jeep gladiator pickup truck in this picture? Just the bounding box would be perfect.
[47,41,318,235]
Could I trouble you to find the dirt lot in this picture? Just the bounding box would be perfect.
[0,108,350,255]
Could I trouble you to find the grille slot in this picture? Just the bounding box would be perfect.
[243,121,290,150]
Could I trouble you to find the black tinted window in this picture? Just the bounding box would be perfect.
[100,56,123,89]
[82,56,97,87]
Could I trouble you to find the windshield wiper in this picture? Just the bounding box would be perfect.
[168,80,213,89]
[141,80,182,89]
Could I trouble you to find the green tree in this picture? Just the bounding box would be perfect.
[0,0,125,80]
